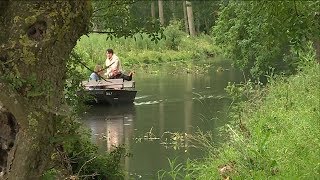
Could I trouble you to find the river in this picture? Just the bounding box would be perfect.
[82,60,244,179]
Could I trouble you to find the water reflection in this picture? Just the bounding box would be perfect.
[81,61,245,179]
[83,105,135,152]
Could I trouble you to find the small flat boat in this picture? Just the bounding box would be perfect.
[80,79,137,105]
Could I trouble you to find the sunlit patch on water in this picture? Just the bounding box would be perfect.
[192,94,226,100]
[129,173,142,179]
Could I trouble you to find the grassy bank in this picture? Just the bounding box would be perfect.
[168,59,319,179]
[74,22,219,73]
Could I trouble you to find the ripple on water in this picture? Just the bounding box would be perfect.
[192,94,226,100]
[134,100,160,106]
[135,95,151,100]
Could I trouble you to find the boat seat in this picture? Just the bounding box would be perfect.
[123,80,135,88]
[82,79,124,89]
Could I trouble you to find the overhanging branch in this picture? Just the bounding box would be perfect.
[93,0,138,14]
[90,30,115,34]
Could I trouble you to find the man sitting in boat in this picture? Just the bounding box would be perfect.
[89,64,104,81]
[87,64,104,90]
[105,48,133,81]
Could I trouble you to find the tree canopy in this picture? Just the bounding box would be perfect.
[213,1,320,77]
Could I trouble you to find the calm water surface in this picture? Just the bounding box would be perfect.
[82,61,244,179]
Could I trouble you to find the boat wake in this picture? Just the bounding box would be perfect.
[134,95,151,100]
[134,100,160,106]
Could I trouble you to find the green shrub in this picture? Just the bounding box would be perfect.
[183,54,320,179]
[163,20,186,50]
[43,116,125,180]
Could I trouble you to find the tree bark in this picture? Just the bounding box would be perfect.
[186,1,196,36]
[170,0,176,21]
[151,1,156,20]
[183,1,189,34]
[0,1,91,179]
[196,12,200,34]
[158,0,164,25]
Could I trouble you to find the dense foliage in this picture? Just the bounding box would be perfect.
[91,1,220,36]
[42,116,125,179]
[91,0,164,41]
[213,1,320,77]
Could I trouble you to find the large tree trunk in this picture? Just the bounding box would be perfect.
[196,12,200,34]
[151,1,156,20]
[186,1,196,36]
[183,1,189,34]
[158,0,164,25]
[0,1,91,179]
[170,0,176,21]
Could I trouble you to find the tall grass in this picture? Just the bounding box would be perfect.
[181,56,320,179]
[74,21,219,73]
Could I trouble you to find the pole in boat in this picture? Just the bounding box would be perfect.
[76,58,114,82]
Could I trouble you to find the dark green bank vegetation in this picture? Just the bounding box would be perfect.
[158,1,320,179]
[42,119,125,179]
[160,52,319,179]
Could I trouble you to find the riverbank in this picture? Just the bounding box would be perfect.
[74,24,219,75]
[178,60,319,179]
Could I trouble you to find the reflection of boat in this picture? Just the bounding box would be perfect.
[80,79,137,105]
[83,105,136,152]
[85,104,136,116]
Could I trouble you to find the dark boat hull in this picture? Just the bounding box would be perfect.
[84,89,137,105]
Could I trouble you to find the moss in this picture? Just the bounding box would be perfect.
[27,111,44,132]
[22,46,36,65]
[13,16,21,23]
[24,15,37,25]
[28,112,38,125]
[19,34,34,46]
[48,11,58,18]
